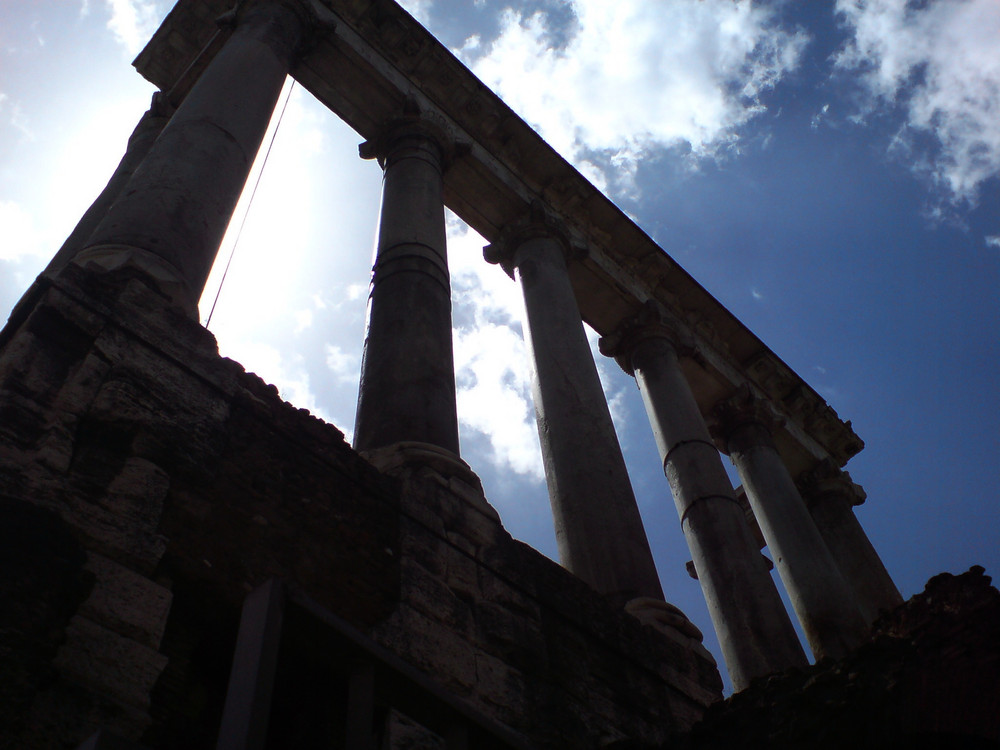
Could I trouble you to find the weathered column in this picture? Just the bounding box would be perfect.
[799,460,903,625]
[45,92,174,277]
[70,1,310,317]
[600,302,805,690]
[353,117,459,456]
[713,388,870,660]
[485,210,663,605]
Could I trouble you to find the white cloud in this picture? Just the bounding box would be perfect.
[103,0,165,55]
[0,95,34,141]
[464,0,808,186]
[811,103,831,129]
[0,201,55,262]
[836,0,1000,205]
[986,235,1000,249]
[325,344,360,387]
[751,287,764,301]
[293,309,313,333]
[447,217,544,479]
[454,320,543,478]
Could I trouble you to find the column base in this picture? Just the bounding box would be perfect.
[360,441,499,524]
[625,597,716,665]
[70,245,196,320]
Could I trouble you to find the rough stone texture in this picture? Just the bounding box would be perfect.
[9,264,994,750]
[679,566,1000,749]
[0,265,721,749]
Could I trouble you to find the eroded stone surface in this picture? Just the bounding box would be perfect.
[1,266,722,749]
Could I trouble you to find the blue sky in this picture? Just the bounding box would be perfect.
[2,0,998,690]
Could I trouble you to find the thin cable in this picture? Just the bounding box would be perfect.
[205,79,296,327]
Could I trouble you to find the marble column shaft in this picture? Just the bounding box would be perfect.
[719,406,870,660]
[800,466,903,625]
[72,2,306,315]
[609,321,805,689]
[489,225,663,605]
[353,124,459,455]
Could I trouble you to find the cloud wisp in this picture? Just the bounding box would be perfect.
[462,0,808,190]
[836,0,1000,207]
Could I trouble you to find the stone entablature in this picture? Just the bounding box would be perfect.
[132,0,862,481]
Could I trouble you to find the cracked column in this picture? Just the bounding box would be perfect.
[70,1,310,317]
[799,461,903,625]
[713,389,870,660]
[485,210,663,605]
[600,302,805,690]
[353,117,460,456]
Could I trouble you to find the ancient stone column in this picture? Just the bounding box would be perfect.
[485,210,663,605]
[713,388,870,660]
[70,1,309,317]
[799,461,903,625]
[353,118,459,456]
[600,302,805,690]
[45,92,174,277]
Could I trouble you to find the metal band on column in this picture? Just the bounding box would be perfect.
[600,301,806,690]
[712,388,870,660]
[485,206,664,606]
[353,115,460,456]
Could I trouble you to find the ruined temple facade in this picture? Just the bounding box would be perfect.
[3,1,996,748]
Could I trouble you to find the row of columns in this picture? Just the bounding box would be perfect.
[46,0,902,692]
[600,313,807,685]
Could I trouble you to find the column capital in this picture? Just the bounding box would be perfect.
[708,384,785,454]
[228,0,336,56]
[482,200,583,278]
[798,458,867,508]
[359,103,467,171]
[598,299,693,376]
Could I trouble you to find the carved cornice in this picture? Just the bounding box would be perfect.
[708,383,785,452]
[798,458,867,508]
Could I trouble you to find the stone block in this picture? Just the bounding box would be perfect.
[53,615,168,711]
[473,650,527,717]
[103,457,170,526]
[62,502,168,576]
[477,564,541,620]
[79,552,173,650]
[400,557,473,635]
[443,548,479,601]
[373,603,478,693]
[473,600,546,665]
